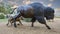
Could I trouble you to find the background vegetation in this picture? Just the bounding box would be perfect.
[0,2,12,19]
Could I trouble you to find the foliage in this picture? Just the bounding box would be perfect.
[23,18,32,22]
[0,6,6,13]
[0,2,12,14]
[0,14,5,19]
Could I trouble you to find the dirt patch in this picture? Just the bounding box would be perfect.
[0,18,60,34]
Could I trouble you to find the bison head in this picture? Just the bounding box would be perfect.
[44,7,55,22]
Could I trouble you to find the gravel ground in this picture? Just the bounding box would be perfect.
[0,18,60,34]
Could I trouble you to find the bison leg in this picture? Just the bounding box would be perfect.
[38,19,51,29]
[31,17,36,27]
[39,19,51,29]
[44,23,51,29]
[13,19,17,27]
[36,16,51,29]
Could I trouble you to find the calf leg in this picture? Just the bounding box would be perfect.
[10,21,13,26]
[19,20,23,25]
[17,20,23,25]
[31,17,36,27]
[13,19,17,27]
[7,20,13,26]
[6,20,9,26]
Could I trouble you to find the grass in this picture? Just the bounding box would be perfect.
[55,16,60,18]
[0,17,60,23]
[0,19,8,23]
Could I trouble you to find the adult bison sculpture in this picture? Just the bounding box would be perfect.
[29,3,55,22]
[11,2,55,29]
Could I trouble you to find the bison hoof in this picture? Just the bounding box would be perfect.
[14,26,17,28]
[31,25,34,27]
[14,25,17,28]
[17,24,20,25]
[6,24,8,26]
[47,27,51,29]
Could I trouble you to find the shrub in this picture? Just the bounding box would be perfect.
[0,14,5,19]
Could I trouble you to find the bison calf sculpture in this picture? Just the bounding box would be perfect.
[6,15,23,26]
